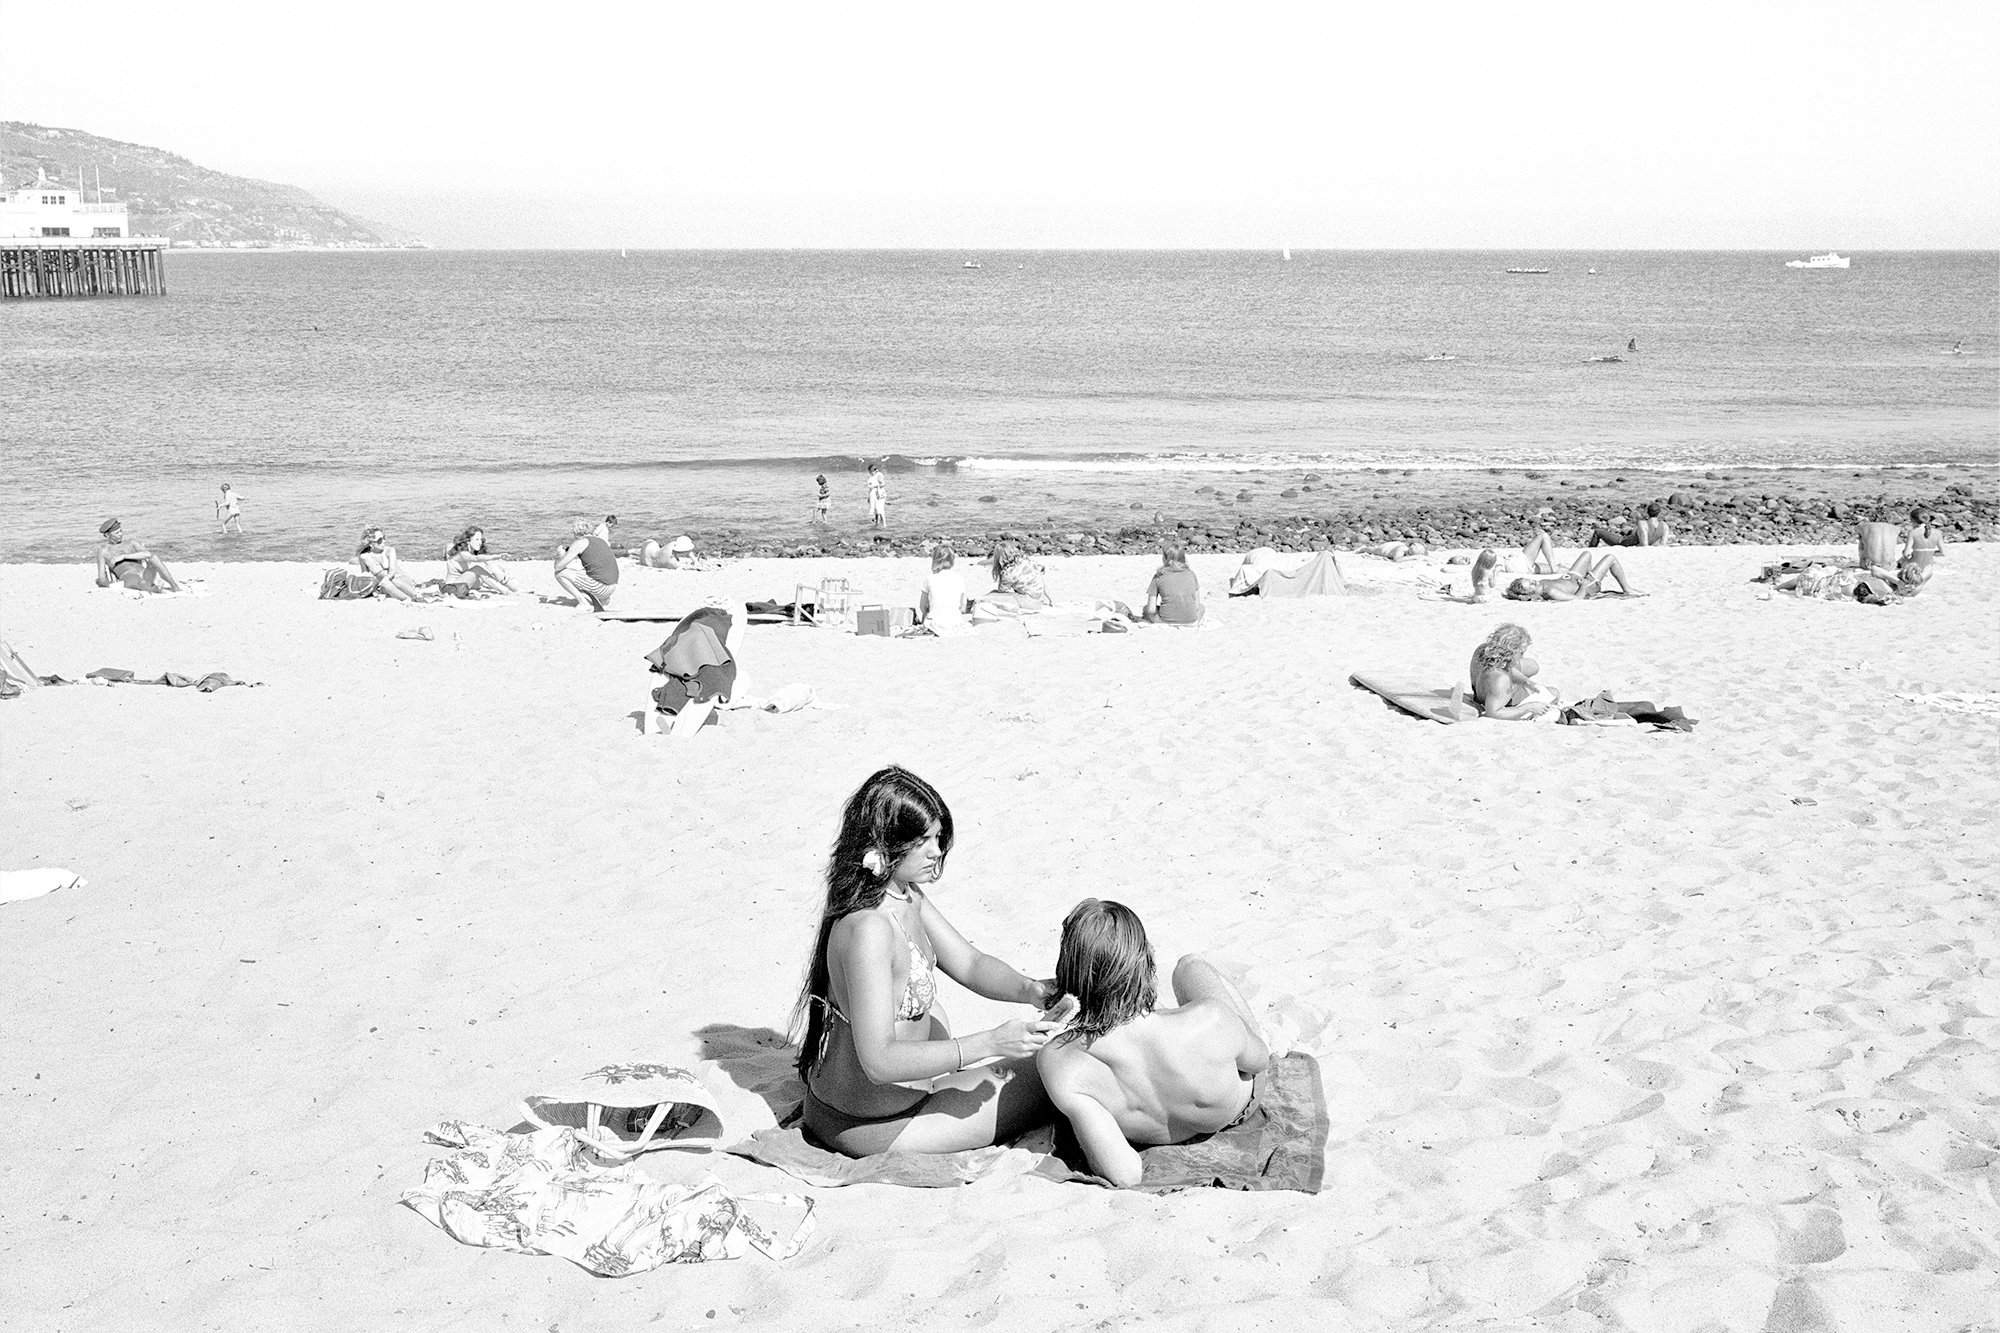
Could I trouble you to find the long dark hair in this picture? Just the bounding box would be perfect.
[792,766,955,1077]
[1052,899,1156,1045]
[448,526,485,557]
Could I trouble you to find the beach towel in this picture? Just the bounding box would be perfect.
[1,869,85,905]
[1895,691,2000,718]
[1033,1053,1329,1193]
[726,1124,1048,1188]
[1234,551,1350,598]
[317,568,379,600]
[403,1120,813,1275]
[85,669,259,691]
[645,609,736,715]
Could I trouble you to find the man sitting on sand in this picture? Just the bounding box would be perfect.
[553,520,620,611]
[94,519,185,593]
[1590,502,1671,548]
[1504,550,1642,601]
[1037,900,1270,1187]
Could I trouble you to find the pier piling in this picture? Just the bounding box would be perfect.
[0,238,168,298]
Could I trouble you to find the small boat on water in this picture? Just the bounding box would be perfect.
[962,259,982,269]
[1785,252,1850,268]
[1282,246,1292,261]
[1506,267,1551,275]
[1587,267,1598,275]
[1584,355,1624,363]
[1423,353,1456,361]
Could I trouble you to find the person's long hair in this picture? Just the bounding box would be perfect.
[988,539,1021,581]
[1473,622,1531,673]
[448,526,483,557]
[357,528,384,555]
[1159,541,1189,572]
[1052,899,1156,1045]
[791,766,956,1078]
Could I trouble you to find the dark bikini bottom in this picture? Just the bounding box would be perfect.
[800,1084,929,1152]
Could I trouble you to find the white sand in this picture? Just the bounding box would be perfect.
[3,545,1997,1332]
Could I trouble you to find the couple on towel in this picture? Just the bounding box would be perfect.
[792,767,1268,1185]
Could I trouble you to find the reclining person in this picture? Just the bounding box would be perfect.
[1504,550,1642,601]
[1468,530,1561,599]
[94,518,185,593]
[1590,502,1671,548]
[1036,900,1270,1187]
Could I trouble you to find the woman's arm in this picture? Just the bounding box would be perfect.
[919,896,1052,1007]
[834,915,1047,1082]
[1476,668,1551,721]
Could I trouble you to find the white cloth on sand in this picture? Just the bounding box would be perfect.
[1228,547,1308,595]
[1,869,84,904]
[402,1120,814,1276]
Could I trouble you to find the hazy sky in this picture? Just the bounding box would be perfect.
[9,1,1997,247]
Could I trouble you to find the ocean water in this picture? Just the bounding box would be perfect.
[2,249,1994,562]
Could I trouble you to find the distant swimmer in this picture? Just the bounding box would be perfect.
[1627,338,1637,352]
[1949,341,1967,355]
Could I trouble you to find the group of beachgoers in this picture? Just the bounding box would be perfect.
[910,539,1208,634]
[812,464,890,529]
[791,766,1267,1183]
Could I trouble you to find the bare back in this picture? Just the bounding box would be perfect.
[1039,1000,1255,1145]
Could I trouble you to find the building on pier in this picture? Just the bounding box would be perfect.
[1,168,165,297]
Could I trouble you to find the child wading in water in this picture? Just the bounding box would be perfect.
[216,484,245,535]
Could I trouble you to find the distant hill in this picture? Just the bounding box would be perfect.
[0,122,418,248]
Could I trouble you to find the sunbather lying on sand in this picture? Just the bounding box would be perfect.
[1037,900,1270,1187]
[1469,531,1561,598]
[94,518,184,593]
[1504,551,1642,601]
[792,766,1060,1156]
[1469,622,1555,720]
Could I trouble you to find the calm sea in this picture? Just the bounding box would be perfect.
[2,249,1994,562]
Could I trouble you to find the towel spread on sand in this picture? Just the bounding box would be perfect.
[1896,691,2000,718]
[403,1120,814,1275]
[1,869,85,905]
[1032,1052,1330,1193]
[727,1053,1330,1194]
[85,669,260,691]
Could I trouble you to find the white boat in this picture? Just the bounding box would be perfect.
[1282,246,1291,261]
[1785,252,1850,268]
[1505,267,1551,275]
[962,259,982,269]
[1423,353,1456,361]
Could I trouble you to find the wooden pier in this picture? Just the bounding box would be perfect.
[0,238,168,298]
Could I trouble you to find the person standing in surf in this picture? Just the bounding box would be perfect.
[867,462,887,528]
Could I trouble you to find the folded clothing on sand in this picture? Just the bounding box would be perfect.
[86,668,259,691]
[404,1120,813,1275]
[727,1052,1330,1194]
[1560,692,1698,732]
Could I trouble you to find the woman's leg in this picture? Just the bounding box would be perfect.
[1170,955,1265,1045]
[841,1057,1054,1156]
[1521,531,1558,573]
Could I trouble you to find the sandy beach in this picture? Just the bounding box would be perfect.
[3,543,1997,1331]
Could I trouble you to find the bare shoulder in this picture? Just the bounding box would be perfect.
[827,910,893,955]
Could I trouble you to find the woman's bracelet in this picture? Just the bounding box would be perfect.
[953,1038,964,1072]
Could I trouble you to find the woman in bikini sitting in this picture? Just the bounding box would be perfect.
[792,766,1061,1156]
[444,526,518,595]
[357,528,436,602]
[1504,550,1642,601]
[1469,622,1556,720]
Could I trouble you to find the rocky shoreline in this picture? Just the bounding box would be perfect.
[704,466,2000,560]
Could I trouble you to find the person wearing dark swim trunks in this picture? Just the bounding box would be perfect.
[791,766,1060,1156]
[94,518,184,593]
[1036,900,1270,1187]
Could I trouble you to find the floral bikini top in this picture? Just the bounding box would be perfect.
[821,900,937,1025]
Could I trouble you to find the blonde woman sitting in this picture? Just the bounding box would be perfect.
[918,546,970,636]
[1468,623,1556,720]
[357,528,436,602]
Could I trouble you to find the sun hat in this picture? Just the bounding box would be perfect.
[670,536,695,553]
[521,1062,724,1159]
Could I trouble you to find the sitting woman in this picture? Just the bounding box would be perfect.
[1902,507,1946,573]
[1504,551,1643,601]
[357,528,435,602]
[986,539,1052,608]
[1036,900,1269,1187]
[1141,542,1205,624]
[443,526,518,595]
[1469,531,1561,599]
[792,766,1060,1156]
[917,546,969,635]
[1469,622,1556,720]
